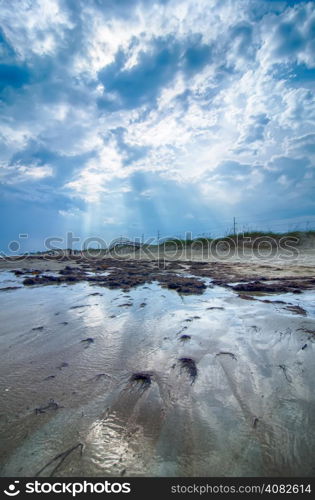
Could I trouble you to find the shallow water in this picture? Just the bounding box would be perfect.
[0,270,315,477]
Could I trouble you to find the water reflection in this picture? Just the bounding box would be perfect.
[0,271,314,476]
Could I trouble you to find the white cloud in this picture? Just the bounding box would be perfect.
[1,0,314,231]
[103,217,120,225]
[0,0,72,59]
[58,208,83,217]
[0,162,53,184]
[259,1,315,68]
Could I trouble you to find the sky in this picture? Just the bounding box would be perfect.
[0,0,315,251]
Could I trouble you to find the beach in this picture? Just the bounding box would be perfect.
[0,247,315,477]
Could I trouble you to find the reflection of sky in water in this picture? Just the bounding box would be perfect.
[0,270,315,477]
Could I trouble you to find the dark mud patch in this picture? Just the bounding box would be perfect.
[229,276,315,295]
[238,294,256,301]
[130,372,152,388]
[231,281,303,294]
[261,299,287,304]
[12,269,24,276]
[177,326,188,335]
[160,275,206,294]
[23,275,63,286]
[90,373,109,382]
[0,286,22,292]
[35,399,63,414]
[252,417,259,429]
[183,316,201,323]
[81,337,94,347]
[20,259,207,295]
[238,294,287,304]
[179,357,198,383]
[279,364,292,383]
[59,266,78,275]
[297,328,315,338]
[16,257,315,296]
[216,351,237,361]
[179,334,191,342]
[284,305,307,316]
[69,304,91,310]
[35,443,83,477]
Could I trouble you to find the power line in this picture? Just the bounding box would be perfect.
[131,218,315,242]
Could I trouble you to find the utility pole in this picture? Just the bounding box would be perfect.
[141,233,144,245]
[233,217,236,236]
[157,229,160,244]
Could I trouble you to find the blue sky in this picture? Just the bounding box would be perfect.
[0,0,315,251]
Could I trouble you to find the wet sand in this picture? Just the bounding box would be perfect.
[0,254,315,477]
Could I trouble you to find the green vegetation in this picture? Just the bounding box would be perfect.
[159,230,315,247]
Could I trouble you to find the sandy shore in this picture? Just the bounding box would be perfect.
[1,248,315,288]
[0,250,315,477]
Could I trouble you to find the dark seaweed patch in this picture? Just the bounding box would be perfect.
[35,399,63,414]
[130,372,152,388]
[179,357,197,383]
[180,334,191,342]
[80,337,94,347]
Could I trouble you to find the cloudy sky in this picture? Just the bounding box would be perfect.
[0,0,315,251]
